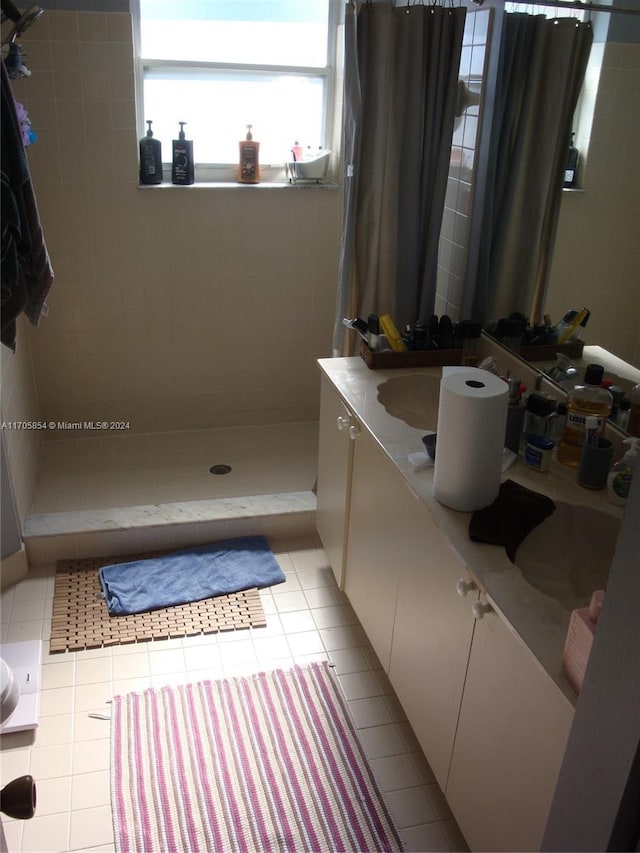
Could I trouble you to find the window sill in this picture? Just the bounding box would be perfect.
[137,180,340,190]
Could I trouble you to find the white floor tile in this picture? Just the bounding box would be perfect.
[72,738,110,775]
[370,753,423,792]
[0,540,466,853]
[68,804,114,851]
[357,724,409,760]
[71,770,110,811]
[32,776,72,817]
[75,656,111,685]
[29,744,73,781]
[21,812,70,853]
[41,661,76,691]
[338,669,384,701]
[33,713,74,748]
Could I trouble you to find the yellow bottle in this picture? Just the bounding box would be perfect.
[557,364,613,467]
[379,314,406,352]
[238,124,260,184]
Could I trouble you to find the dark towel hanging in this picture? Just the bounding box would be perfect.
[1,57,53,352]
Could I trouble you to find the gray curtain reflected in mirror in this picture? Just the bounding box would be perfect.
[469,12,593,326]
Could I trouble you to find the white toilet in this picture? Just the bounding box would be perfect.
[0,657,20,724]
[0,641,42,733]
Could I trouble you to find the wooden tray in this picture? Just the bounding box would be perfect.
[360,340,464,369]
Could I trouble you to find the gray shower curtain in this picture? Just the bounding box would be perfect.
[471,13,593,325]
[334,0,466,354]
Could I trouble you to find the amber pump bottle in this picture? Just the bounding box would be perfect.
[238,124,260,184]
[557,364,613,467]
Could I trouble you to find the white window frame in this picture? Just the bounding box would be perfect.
[131,0,342,184]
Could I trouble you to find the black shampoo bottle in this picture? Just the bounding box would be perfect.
[172,122,194,185]
[139,120,162,184]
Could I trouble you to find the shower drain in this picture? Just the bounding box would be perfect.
[209,464,232,475]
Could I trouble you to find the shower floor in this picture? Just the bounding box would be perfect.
[31,422,319,514]
[24,423,319,565]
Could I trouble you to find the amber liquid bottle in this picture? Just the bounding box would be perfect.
[557,364,613,467]
[238,124,260,184]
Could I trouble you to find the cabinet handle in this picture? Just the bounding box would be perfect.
[348,424,360,440]
[472,601,492,620]
[456,579,477,598]
[337,415,350,431]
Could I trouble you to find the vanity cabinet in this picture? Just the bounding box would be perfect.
[389,513,478,791]
[316,365,575,853]
[445,596,574,852]
[342,425,403,671]
[316,374,355,587]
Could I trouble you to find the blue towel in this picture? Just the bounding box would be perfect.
[99,535,285,616]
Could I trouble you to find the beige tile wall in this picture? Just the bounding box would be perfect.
[546,39,640,368]
[10,10,341,440]
[436,9,491,321]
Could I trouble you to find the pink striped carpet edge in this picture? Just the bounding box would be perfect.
[110,660,406,852]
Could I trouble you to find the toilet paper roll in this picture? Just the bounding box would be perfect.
[433,367,508,512]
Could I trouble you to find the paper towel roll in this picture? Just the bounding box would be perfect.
[433,367,508,512]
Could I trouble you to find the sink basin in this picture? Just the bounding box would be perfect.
[377,374,441,429]
[515,502,621,611]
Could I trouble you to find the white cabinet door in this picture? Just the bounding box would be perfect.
[389,505,477,791]
[316,374,355,588]
[343,427,407,671]
[446,598,574,853]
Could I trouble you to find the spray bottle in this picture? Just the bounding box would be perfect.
[607,437,639,506]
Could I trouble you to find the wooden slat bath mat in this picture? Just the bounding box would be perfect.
[50,552,267,654]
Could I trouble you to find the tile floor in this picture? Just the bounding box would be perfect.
[0,537,468,853]
[31,424,319,514]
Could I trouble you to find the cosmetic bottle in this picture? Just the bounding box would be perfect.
[563,590,604,694]
[139,120,162,185]
[458,320,482,365]
[616,398,630,432]
[367,314,380,351]
[520,392,556,450]
[557,307,588,345]
[238,124,260,184]
[607,437,638,506]
[557,364,613,467]
[171,122,194,185]
[573,309,591,340]
[628,383,640,437]
[563,131,579,188]
[291,140,303,161]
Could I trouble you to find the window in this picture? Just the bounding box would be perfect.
[133,0,341,181]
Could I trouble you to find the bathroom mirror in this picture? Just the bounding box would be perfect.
[470,2,639,418]
[481,331,639,439]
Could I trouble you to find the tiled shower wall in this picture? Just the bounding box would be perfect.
[435,9,491,321]
[9,10,341,439]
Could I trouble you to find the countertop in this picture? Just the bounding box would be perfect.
[319,356,626,707]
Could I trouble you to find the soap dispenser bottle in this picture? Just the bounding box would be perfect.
[563,131,579,188]
[171,122,194,185]
[238,124,260,184]
[139,120,163,185]
[607,437,638,506]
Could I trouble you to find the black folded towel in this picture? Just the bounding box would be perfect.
[468,479,556,563]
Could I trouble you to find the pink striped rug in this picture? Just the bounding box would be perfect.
[110,661,405,853]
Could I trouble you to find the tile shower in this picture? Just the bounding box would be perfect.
[1,9,341,564]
